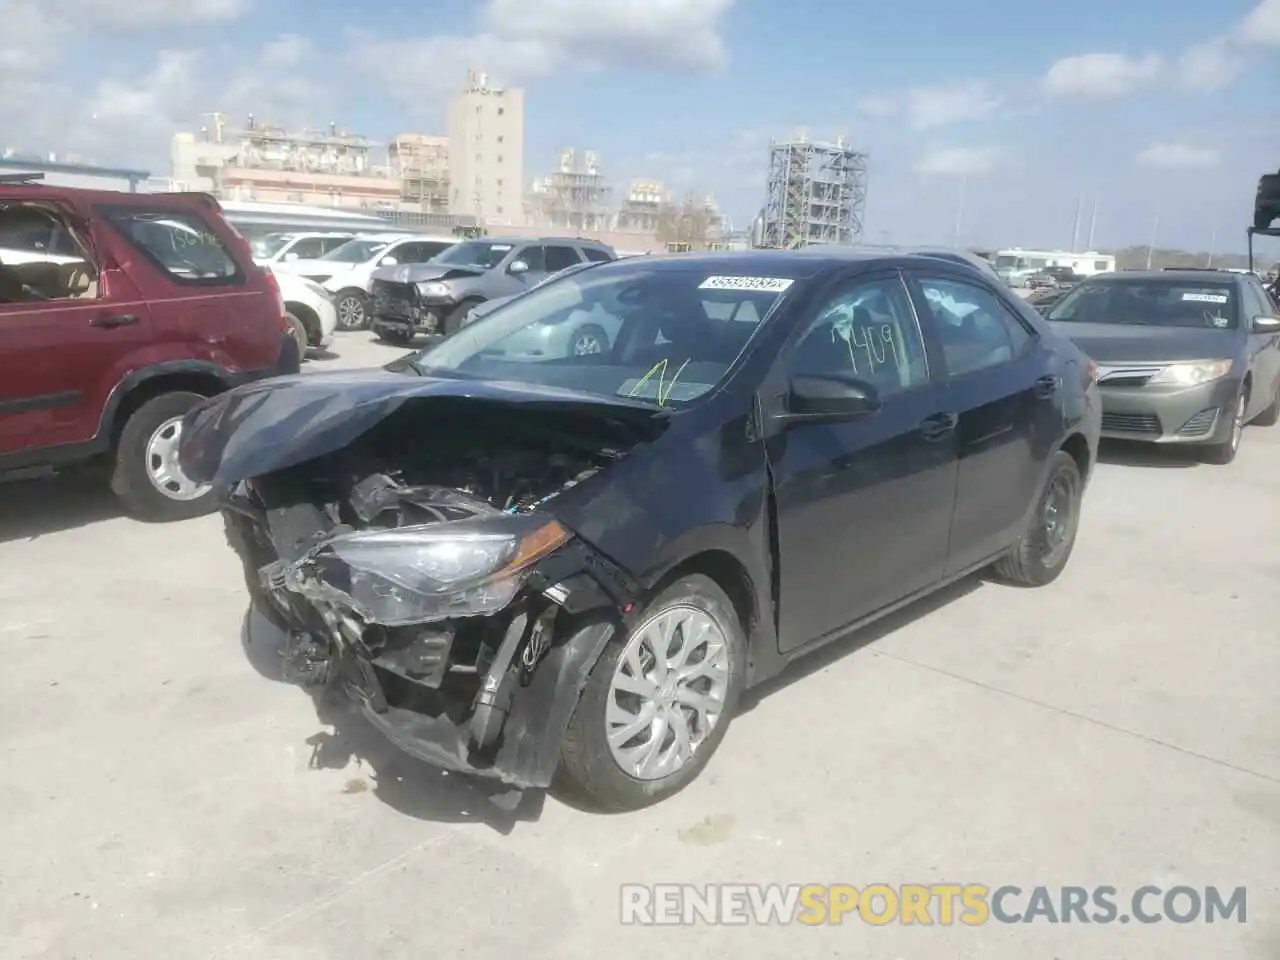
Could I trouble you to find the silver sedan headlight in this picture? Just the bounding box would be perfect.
[1148,359,1232,386]
[417,281,450,298]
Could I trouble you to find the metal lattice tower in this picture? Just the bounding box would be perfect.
[757,133,869,249]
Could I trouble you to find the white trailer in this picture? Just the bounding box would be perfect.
[993,248,1116,285]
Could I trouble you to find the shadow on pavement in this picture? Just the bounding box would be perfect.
[241,608,546,833]
[0,473,120,544]
[306,347,341,362]
[1097,439,1201,469]
[741,575,985,711]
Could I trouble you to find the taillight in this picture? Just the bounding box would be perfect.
[263,270,289,333]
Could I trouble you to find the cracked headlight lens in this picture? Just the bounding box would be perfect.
[1148,359,1233,386]
[306,517,569,625]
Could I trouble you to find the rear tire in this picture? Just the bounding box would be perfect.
[285,312,309,359]
[558,574,746,812]
[111,392,217,522]
[992,450,1083,587]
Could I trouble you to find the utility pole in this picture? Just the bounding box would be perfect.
[952,174,967,249]
[1086,195,1099,249]
[1145,206,1160,270]
[1206,227,1217,267]
[1070,194,1082,251]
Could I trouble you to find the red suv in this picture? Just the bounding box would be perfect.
[0,178,299,520]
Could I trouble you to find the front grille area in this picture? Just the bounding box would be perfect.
[372,279,418,318]
[1176,408,1219,437]
[1101,412,1162,435]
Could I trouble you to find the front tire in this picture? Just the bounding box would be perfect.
[558,574,746,812]
[1202,389,1246,464]
[1251,378,1279,427]
[334,290,370,331]
[992,449,1083,587]
[443,299,479,336]
[111,392,217,522]
[378,327,414,346]
[569,323,609,356]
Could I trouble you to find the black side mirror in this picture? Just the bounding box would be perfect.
[776,374,882,424]
[1251,315,1280,333]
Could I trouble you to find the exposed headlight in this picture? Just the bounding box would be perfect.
[290,516,570,625]
[1148,359,1233,386]
[417,281,450,298]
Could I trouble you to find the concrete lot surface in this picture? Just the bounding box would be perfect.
[1,332,1277,959]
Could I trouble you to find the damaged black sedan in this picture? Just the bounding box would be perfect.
[180,250,1100,811]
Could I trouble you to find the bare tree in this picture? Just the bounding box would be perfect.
[655,193,717,250]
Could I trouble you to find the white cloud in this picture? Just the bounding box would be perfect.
[855,96,899,120]
[355,0,736,111]
[1238,0,1280,44]
[1041,52,1162,98]
[906,82,1001,128]
[483,0,732,71]
[1177,38,1243,90]
[915,146,999,176]
[1135,143,1220,169]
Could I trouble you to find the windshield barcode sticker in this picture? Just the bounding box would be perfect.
[1182,292,1229,303]
[699,276,794,292]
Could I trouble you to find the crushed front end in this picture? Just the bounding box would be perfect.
[220,408,642,788]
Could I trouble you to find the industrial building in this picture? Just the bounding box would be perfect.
[389,134,450,213]
[446,70,525,226]
[169,114,403,209]
[527,149,612,233]
[757,132,869,249]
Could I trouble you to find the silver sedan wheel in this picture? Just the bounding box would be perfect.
[606,604,730,781]
[145,416,210,501]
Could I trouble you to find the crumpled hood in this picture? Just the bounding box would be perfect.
[178,368,667,486]
[1047,321,1241,363]
[371,263,484,284]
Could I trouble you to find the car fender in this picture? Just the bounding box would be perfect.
[95,358,236,448]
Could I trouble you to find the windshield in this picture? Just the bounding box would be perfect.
[1047,280,1240,329]
[251,234,292,259]
[433,240,515,270]
[320,238,390,263]
[409,264,797,406]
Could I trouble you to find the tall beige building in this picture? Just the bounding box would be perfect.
[447,70,524,226]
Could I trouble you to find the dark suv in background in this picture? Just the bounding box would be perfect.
[0,179,299,521]
[369,236,615,344]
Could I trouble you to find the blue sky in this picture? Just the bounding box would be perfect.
[2,0,1278,253]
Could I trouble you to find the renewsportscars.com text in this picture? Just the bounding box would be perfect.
[620,883,1247,926]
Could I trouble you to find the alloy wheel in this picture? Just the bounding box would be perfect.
[606,605,730,781]
[337,295,366,330]
[145,416,211,501]
[1037,470,1075,567]
[1231,392,1245,452]
[572,332,605,355]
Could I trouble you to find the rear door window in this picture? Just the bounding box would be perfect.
[544,245,583,272]
[101,208,240,284]
[581,247,611,263]
[287,237,326,259]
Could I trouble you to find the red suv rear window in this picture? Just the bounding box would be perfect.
[100,208,243,285]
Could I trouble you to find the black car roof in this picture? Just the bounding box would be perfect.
[1084,269,1243,285]
[583,248,984,280]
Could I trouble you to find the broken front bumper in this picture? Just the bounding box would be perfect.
[226,505,637,789]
